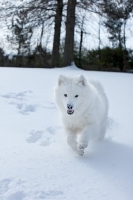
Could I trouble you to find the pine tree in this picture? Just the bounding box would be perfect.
[7,10,33,56]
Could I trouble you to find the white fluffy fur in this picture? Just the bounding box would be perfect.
[54,75,109,156]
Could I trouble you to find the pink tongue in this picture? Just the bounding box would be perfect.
[68,110,73,113]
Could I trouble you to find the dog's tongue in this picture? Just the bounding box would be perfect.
[68,110,72,113]
[67,110,74,114]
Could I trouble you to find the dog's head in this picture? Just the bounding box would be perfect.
[55,75,88,116]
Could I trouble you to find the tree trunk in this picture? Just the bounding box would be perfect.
[51,0,63,68]
[98,15,101,61]
[62,0,76,67]
[79,16,84,69]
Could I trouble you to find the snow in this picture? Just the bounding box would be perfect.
[0,66,133,200]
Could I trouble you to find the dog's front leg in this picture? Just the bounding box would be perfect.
[78,124,98,150]
[65,129,84,156]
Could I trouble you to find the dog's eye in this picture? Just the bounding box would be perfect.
[75,95,79,98]
[64,94,67,97]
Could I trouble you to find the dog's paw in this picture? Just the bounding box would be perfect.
[77,142,88,150]
[77,149,84,156]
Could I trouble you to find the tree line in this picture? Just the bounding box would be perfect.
[0,0,133,71]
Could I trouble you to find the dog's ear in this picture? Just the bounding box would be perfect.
[58,75,66,86]
[76,75,87,86]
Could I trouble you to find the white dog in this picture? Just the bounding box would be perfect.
[55,75,108,156]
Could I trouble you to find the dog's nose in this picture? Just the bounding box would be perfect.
[67,104,73,110]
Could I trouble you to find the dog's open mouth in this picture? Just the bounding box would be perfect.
[67,110,74,115]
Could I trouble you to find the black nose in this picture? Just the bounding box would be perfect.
[67,104,73,110]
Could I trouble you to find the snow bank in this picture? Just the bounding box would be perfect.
[0,67,133,200]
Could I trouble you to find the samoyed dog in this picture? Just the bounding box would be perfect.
[55,75,108,156]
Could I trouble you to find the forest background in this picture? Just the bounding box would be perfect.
[0,0,133,72]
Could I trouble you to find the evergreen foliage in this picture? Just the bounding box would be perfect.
[0,0,133,72]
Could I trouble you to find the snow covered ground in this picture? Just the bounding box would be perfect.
[0,66,133,200]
